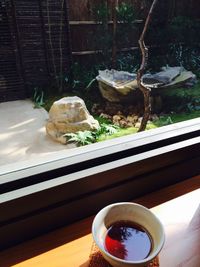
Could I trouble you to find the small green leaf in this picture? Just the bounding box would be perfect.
[64,131,95,146]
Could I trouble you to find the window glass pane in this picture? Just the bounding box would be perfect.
[0,0,200,176]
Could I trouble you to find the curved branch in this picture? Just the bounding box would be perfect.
[137,0,159,132]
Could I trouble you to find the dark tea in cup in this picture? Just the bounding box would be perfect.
[104,221,152,261]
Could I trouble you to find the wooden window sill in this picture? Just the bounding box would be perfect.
[0,175,199,267]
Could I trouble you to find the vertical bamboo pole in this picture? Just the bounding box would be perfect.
[112,0,118,69]
[38,0,51,77]
[59,0,65,92]
[46,0,57,82]
[10,0,27,94]
[64,0,73,84]
[105,0,109,32]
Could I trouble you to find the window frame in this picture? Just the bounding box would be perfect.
[0,118,200,250]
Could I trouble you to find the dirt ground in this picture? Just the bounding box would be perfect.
[0,99,76,167]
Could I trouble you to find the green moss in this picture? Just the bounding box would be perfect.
[97,122,157,142]
[166,111,199,122]
[98,111,200,142]
[97,127,137,141]
[155,81,200,113]
[150,111,200,128]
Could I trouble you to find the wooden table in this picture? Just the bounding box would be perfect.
[0,175,199,267]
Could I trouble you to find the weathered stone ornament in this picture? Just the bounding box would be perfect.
[97,67,196,103]
[46,96,99,144]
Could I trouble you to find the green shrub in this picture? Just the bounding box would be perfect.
[64,122,119,146]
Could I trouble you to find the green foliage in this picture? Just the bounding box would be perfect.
[32,87,45,109]
[162,43,200,74]
[92,2,138,67]
[116,52,140,73]
[64,121,119,146]
[69,62,103,92]
[64,109,200,146]
[154,116,173,127]
[91,110,200,143]
[97,126,137,141]
[95,123,119,139]
[65,62,104,112]
[152,111,200,128]
[32,7,200,128]
[117,2,136,24]
[95,115,112,125]
[186,98,200,112]
[158,81,200,113]
[64,131,95,146]
[146,15,200,74]
[94,2,110,23]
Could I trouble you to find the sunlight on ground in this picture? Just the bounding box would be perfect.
[9,118,36,129]
[0,130,26,142]
[0,100,75,166]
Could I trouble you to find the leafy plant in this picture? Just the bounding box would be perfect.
[64,131,95,146]
[33,88,45,108]
[116,52,140,72]
[116,2,136,24]
[95,123,119,139]
[68,62,99,92]
[116,3,137,49]
[95,115,112,125]
[186,99,200,112]
[153,116,174,127]
[165,43,200,72]
[64,122,119,146]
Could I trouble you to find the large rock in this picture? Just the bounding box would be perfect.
[142,66,182,88]
[96,69,139,103]
[46,96,99,144]
[97,67,197,103]
[141,66,196,88]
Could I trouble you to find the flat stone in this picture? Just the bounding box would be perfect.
[142,66,183,88]
[163,70,197,88]
[142,66,197,89]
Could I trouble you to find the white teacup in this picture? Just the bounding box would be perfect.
[92,202,165,267]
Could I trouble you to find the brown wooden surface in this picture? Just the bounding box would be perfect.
[0,175,199,267]
[68,0,200,21]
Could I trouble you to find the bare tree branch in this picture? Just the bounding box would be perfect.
[137,0,159,132]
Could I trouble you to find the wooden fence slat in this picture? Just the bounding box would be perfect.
[1,0,200,102]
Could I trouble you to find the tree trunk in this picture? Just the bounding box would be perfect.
[137,0,159,132]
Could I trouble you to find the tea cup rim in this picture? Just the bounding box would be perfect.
[92,202,165,265]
